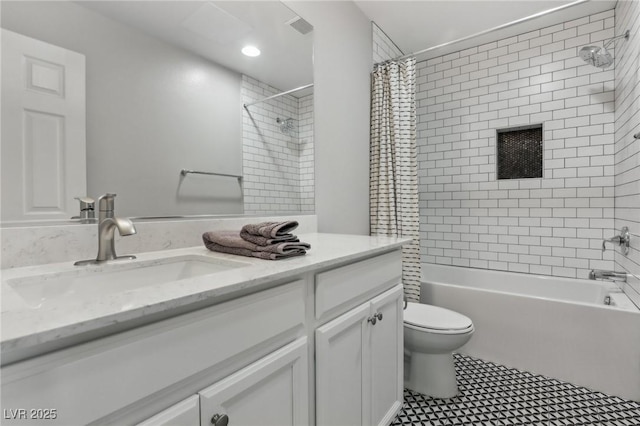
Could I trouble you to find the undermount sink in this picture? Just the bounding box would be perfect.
[6,255,248,309]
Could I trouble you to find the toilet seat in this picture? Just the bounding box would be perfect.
[404,302,473,333]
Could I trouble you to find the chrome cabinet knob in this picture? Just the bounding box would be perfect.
[211,414,229,426]
[368,312,383,325]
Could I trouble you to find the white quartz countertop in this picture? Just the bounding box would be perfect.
[1,233,408,358]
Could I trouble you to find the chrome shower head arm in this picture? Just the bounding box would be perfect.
[579,29,630,69]
[603,29,630,49]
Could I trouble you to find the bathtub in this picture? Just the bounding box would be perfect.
[420,263,640,402]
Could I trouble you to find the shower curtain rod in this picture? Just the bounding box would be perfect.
[243,83,314,108]
[376,0,589,65]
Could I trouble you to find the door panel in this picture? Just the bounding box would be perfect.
[315,302,370,426]
[370,284,404,426]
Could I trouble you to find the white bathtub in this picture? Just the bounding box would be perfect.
[420,263,640,402]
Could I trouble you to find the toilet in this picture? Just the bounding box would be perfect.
[404,302,474,399]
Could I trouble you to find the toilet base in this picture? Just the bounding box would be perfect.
[405,351,459,399]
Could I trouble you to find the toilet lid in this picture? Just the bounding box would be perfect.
[404,302,473,331]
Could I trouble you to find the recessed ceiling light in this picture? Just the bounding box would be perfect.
[241,45,260,57]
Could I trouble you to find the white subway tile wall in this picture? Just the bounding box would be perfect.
[299,93,315,213]
[614,0,640,307]
[242,76,314,214]
[372,22,403,64]
[417,10,618,279]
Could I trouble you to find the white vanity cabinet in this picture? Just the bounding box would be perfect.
[1,240,406,426]
[315,285,403,426]
[314,250,404,426]
[138,338,309,426]
[2,280,307,426]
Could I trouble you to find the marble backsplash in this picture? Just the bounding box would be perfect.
[1,215,318,269]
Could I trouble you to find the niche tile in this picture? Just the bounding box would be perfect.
[497,124,543,180]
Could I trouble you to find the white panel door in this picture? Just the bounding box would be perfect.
[199,338,309,426]
[136,395,199,426]
[315,302,371,426]
[1,29,86,222]
[369,284,404,426]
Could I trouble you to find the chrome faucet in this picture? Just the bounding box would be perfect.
[588,269,628,282]
[75,194,137,265]
[71,197,96,223]
[602,226,631,255]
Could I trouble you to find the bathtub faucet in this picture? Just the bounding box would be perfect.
[601,226,631,255]
[588,269,627,282]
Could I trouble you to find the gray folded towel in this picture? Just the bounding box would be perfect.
[241,221,299,239]
[203,230,310,260]
[239,230,299,246]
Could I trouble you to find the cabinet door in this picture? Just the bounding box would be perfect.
[199,338,308,426]
[136,395,199,426]
[315,302,371,426]
[369,284,404,426]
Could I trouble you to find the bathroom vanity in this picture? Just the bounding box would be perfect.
[1,233,407,426]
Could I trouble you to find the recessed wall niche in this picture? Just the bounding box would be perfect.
[496,124,543,180]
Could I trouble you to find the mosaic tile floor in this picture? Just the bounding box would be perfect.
[392,353,640,426]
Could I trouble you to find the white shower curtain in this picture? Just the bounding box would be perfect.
[370,57,421,302]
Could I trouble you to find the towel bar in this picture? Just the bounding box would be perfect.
[180,169,243,182]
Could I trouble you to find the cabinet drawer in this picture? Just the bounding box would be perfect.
[1,280,306,425]
[136,395,199,426]
[315,250,401,321]
[199,337,309,426]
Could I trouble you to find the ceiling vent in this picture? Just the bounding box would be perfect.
[286,16,313,35]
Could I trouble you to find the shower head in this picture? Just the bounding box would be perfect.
[579,45,613,68]
[579,29,630,69]
[276,117,295,135]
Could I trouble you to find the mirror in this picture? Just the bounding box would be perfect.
[0,1,313,222]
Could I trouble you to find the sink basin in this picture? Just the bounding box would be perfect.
[6,255,248,309]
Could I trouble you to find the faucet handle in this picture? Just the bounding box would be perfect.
[73,197,96,223]
[98,193,116,210]
[75,196,94,207]
[602,236,621,251]
[602,227,631,255]
[97,193,117,221]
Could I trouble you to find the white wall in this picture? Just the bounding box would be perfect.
[299,93,315,213]
[2,1,243,217]
[286,1,372,235]
[417,9,618,280]
[614,0,640,308]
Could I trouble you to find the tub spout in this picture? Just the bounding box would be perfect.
[588,269,627,282]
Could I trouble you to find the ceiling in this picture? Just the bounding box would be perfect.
[354,0,618,61]
[77,1,314,94]
[74,0,618,91]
